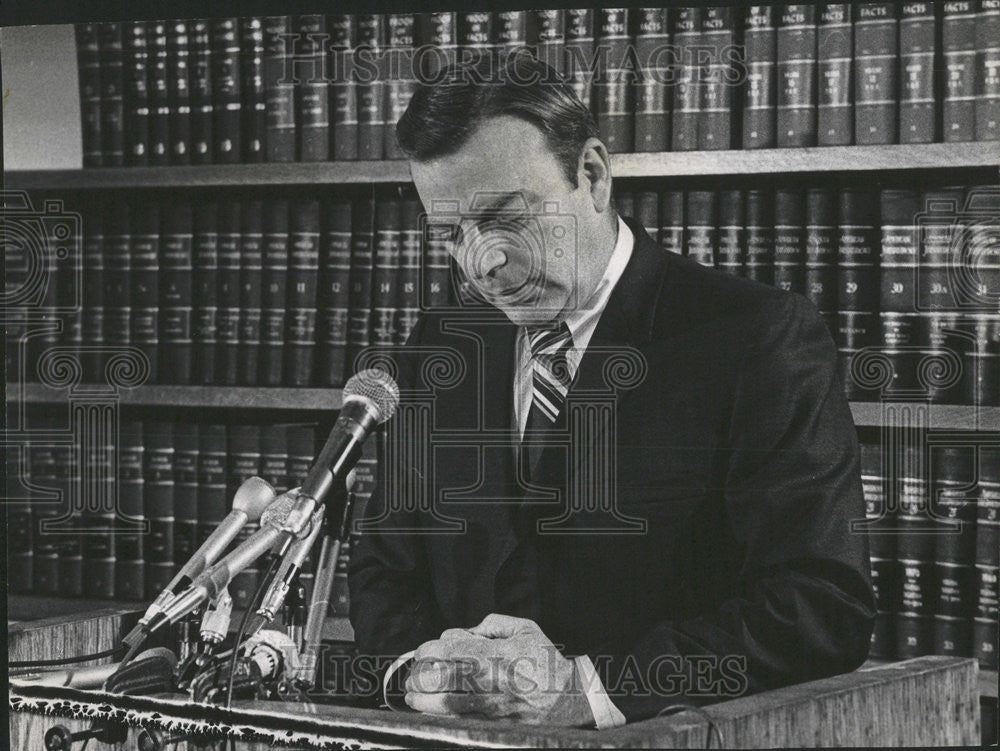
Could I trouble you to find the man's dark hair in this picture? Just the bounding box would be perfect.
[396,51,600,187]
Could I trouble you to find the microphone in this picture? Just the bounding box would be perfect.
[297,369,399,506]
[16,647,177,694]
[123,476,277,650]
[137,370,399,644]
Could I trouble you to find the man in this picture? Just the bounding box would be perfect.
[348,53,875,728]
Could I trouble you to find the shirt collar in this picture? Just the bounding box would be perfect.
[562,215,634,350]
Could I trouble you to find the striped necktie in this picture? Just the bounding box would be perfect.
[522,321,575,479]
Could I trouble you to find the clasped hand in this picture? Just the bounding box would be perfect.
[403,613,594,726]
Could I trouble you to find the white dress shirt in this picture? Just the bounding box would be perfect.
[384,216,634,729]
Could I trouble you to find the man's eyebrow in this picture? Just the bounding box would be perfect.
[474,191,538,212]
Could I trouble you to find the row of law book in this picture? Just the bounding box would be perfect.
[20,190,452,388]
[5,415,377,611]
[73,4,1000,168]
[614,182,1000,406]
[861,442,999,670]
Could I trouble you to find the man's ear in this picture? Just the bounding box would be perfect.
[577,137,613,213]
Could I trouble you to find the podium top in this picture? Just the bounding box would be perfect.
[9,656,980,749]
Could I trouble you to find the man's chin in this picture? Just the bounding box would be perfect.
[499,306,564,327]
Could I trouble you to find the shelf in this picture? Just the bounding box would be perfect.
[6,143,997,190]
[10,383,344,410]
[12,384,1000,427]
[850,402,1000,430]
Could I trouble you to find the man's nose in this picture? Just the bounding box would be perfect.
[467,246,508,282]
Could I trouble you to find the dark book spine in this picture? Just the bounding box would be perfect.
[196,424,227,549]
[54,440,83,598]
[286,200,321,386]
[166,20,191,164]
[717,189,745,276]
[895,445,935,658]
[357,14,387,160]
[317,200,353,387]
[917,186,966,311]
[212,18,242,163]
[216,200,242,386]
[879,190,921,378]
[934,558,975,658]
[836,188,879,400]
[533,10,564,75]
[977,0,1000,140]
[160,200,193,384]
[76,23,103,166]
[671,7,701,151]
[261,199,289,385]
[565,9,595,110]
[286,424,316,587]
[658,190,684,255]
[817,3,853,145]
[81,206,105,382]
[699,6,736,150]
[173,423,199,572]
[975,448,1000,669]
[458,11,493,63]
[116,420,145,601]
[104,202,132,350]
[263,16,296,161]
[29,437,59,595]
[397,194,422,344]
[227,425,261,609]
[330,14,358,161]
[615,190,634,222]
[423,212,452,310]
[192,202,219,385]
[147,21,171,165]
[635,191,659,241]
[777,4,817,147]
[130,202,160,380]
[685,190,717,267]
[188,20,214,163]
[805,188,837,326]
[773,187,806,294]
[744,188,774,284]
[494,10,527,62]
[854,2,899,144]
[633,8,670,152]
[899,2,937,143]
[420,12,459,80]
[385,14,417,159]
[372,196,402,347]
[296,15,330,161]
[143,421,175,597]
[595,8,633,153]
[967,314,1000,407]
[97,22,126,166]
[260,425,290,493]
[921,310,969,404]
[861,441,898,658]
[932,447,977,563]
[238,198,264,384]
[347,198,376,367]
[6,437,33,593]
[240,18,267,162]
[943,1,977,142]
[743,6,778,148]
[122,22,150,165]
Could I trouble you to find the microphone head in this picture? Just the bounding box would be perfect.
[232,476,277,521]
[343,368,400,424]
[105,647,178,695]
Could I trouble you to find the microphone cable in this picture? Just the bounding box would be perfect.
[10,646,126,670]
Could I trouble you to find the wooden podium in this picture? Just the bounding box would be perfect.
[9,608,982,749]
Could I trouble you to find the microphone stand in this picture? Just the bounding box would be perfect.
[294,478,353,688]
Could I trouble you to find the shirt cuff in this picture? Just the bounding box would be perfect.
[383,650,416,711]
[574,655,627,729]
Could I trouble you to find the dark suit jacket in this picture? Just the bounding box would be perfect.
[348,216,876,722]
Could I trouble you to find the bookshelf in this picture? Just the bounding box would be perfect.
[11,384,1000,430]
[6,142,998,190]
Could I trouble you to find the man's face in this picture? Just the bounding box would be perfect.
[411,115,606,327]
